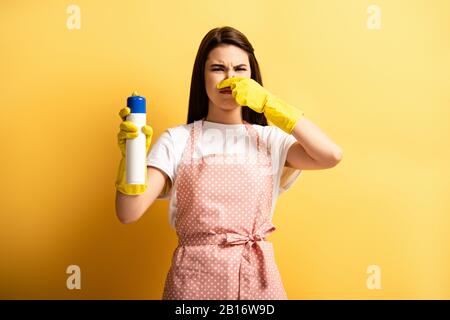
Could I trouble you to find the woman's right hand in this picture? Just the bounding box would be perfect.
[117,106,153,158]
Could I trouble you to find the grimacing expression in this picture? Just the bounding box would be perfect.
[204,44,252,110]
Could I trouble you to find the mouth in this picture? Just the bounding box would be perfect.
[219,88,232,94]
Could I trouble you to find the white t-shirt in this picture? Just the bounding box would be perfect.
[147,120,302,228]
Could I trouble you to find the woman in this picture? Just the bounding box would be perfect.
[115,26,343,300]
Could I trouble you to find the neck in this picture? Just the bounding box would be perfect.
[205,101,243,124]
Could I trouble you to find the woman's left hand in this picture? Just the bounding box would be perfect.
[216,77,269,113]
[217,76,305,134]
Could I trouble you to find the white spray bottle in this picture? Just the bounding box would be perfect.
[126,91,147,185]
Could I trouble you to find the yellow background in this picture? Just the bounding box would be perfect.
[1,0,449,299]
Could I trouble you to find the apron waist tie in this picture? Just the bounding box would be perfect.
[178,225,276,292]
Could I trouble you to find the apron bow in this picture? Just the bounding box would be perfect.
[222,224,276,289]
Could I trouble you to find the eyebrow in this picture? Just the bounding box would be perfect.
[210,63,248,68]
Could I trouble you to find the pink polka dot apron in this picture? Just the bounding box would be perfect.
[162,118,287,300]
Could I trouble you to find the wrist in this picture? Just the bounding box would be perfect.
[115,158,148,195]
[264,94,304,134]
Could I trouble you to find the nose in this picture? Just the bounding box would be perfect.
[225,71,236,79]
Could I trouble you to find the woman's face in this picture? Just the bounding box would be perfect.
[204,44,251,111]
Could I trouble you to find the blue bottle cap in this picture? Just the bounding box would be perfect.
[127,91,146,114]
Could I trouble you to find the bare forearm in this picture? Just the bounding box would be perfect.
[115,166,168,224]
[291,116,343,165]
[115,191,147,224]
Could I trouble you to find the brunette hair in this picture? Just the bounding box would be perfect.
[187,26,268,126]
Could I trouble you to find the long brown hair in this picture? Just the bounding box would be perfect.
[187,26,268,126]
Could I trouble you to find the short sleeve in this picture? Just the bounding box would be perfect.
[146,130,176,199]
[269,126,302,195]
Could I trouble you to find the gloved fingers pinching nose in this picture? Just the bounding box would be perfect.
[216,76,245,90]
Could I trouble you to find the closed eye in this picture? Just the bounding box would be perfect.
[211,68,246,71]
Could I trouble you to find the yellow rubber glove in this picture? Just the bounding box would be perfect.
[217,77,304,134]
[115,106,153,195]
